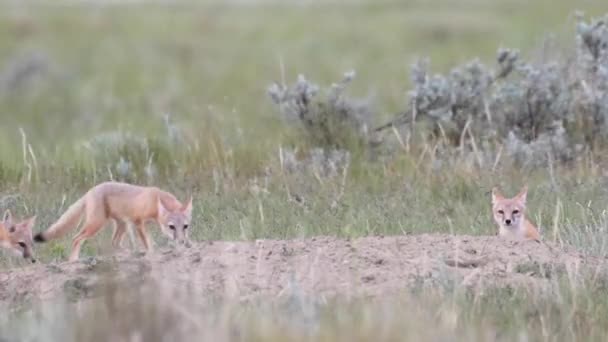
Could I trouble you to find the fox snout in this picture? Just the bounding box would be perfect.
[500,215,518,228]
[175,238,191,248]
[7,245,36,263]
[21,247,36,263]
[493,209,522,230]
[24,253,36,263]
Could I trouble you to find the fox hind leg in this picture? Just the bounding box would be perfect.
[134,221,153,252]
[111,219,127,249]
[68,211,107,262]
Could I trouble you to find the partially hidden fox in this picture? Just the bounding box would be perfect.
[34,181,193,262]
[0,210,37,263]
[491,185,540,241]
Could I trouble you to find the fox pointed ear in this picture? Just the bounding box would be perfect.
[2,210,12,224]
[182,196,193,218]
[157,198,170,218]
[491,187,503,205]
[14,216,36,233]
[515,185,528,205]
[25,216,36,229]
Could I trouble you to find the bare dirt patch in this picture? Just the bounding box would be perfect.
[0,234,606,306]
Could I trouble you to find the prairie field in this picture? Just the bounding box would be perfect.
[1,0,608,341]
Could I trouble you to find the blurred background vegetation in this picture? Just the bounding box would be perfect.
[0,0,605,159]
[2,2,608,340]
[0,0,606,257]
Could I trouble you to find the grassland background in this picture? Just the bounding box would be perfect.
[1,1,608,340]
[0,0,606,256]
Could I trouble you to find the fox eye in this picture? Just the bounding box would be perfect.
[497,210,504,215]
[512,210,520,215]
[169,225,176,230]
[183,224,189,230]
[18,242,26,248]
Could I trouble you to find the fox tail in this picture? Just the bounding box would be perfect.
[34,196,86,242]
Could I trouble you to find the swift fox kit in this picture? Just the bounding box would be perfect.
[0,210,37,262]
[491,186,540,241]
[34,181,193,261]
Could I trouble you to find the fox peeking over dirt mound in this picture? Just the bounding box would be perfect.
[34,181,193,262]
[491,186,540,241]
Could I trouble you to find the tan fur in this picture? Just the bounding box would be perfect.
[35,181,193,261]
[0,210,37,262]
[491,186,540,241]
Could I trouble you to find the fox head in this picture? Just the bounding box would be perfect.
[491,186,527,232]
[157,197,193,246]
[0,210,37,263]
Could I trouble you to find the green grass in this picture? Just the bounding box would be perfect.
[1,1,608,340]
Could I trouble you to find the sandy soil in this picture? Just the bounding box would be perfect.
[0,234,605,305]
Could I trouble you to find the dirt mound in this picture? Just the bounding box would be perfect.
[0,234,605,306]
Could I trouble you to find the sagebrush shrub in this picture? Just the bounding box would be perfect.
[268,71,374,151]
[0,50,53,97]
[371,13,608,167]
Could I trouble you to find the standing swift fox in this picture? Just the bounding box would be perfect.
[0,210,37,263]
[491,186,540,241]
[34,181,193,261]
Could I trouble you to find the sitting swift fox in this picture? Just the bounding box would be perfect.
[0,210,37,263]
[34,181,193,262]
[491,185,540,241]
